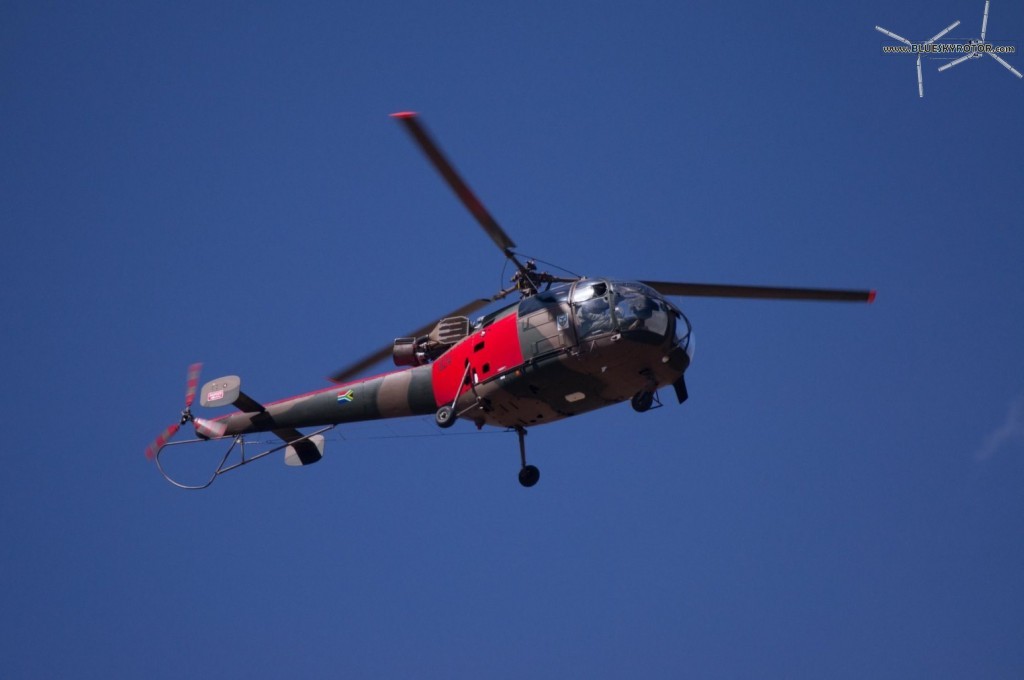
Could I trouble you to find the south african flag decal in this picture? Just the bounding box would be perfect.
[337,389,355,404]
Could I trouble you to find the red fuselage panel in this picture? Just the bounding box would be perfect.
[431,311,523,406]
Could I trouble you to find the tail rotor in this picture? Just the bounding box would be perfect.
[144,363,205,460]
[183,362,201,410]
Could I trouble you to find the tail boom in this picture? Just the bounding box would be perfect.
[208,364,438,437]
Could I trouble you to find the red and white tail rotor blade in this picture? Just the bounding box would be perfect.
[145,423,181,460]
[145,363,204,460]
[184,362,202,408]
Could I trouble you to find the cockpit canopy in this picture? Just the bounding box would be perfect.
[517,278,692,353]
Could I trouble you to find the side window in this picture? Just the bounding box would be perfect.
[572,281,613,338]
[571,281,607,304]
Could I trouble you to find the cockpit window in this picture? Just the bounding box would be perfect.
[571,280,608,304]
[576,296,613,338]
[614,282,661,299]
[572,280,613,338]
[666,300,694,359]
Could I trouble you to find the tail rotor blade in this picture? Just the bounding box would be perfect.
[147,363,204,460]
[184,362,202,408]
[145,423,181,460]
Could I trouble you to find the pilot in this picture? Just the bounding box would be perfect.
[577,296,612,337]
[620,295,656,330]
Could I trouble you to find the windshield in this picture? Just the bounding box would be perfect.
[612,283,670,336]
[570,279,676,340]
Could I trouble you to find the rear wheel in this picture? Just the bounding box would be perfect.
[435,405,456,428]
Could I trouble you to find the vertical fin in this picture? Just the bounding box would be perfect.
[673,375,689,404]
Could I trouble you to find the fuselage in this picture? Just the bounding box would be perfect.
[211,279,694,436]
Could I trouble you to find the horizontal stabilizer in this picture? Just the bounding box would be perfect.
[200,375,266,413]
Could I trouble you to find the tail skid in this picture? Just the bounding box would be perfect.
[152,425,335,490]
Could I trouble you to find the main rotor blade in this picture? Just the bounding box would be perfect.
[875,26,913,47]
[926,20,960,45]
[939,53,973,72]
[917,55,924,97]
[328,297,496,384]
[981,0,989,41]
[988,52,1023,78]
[391,112,517,254]
[641,280,876,303]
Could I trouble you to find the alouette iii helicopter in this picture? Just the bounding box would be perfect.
[145,112,875,489]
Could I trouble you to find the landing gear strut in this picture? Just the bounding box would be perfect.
[516,426,539,487]
[632,371,660,413]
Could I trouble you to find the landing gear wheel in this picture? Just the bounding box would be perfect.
[518,464,540,488]
[631,391,654,412]
[435,405,456,428]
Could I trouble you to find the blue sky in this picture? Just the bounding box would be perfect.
[2,1,1022,677]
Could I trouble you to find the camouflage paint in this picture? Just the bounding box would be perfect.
[201,280,690,438]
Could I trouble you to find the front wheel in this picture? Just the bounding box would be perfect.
[631,391,654,412]
[518,465,540,488]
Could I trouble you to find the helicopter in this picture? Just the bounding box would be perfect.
[145,112,875,489]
